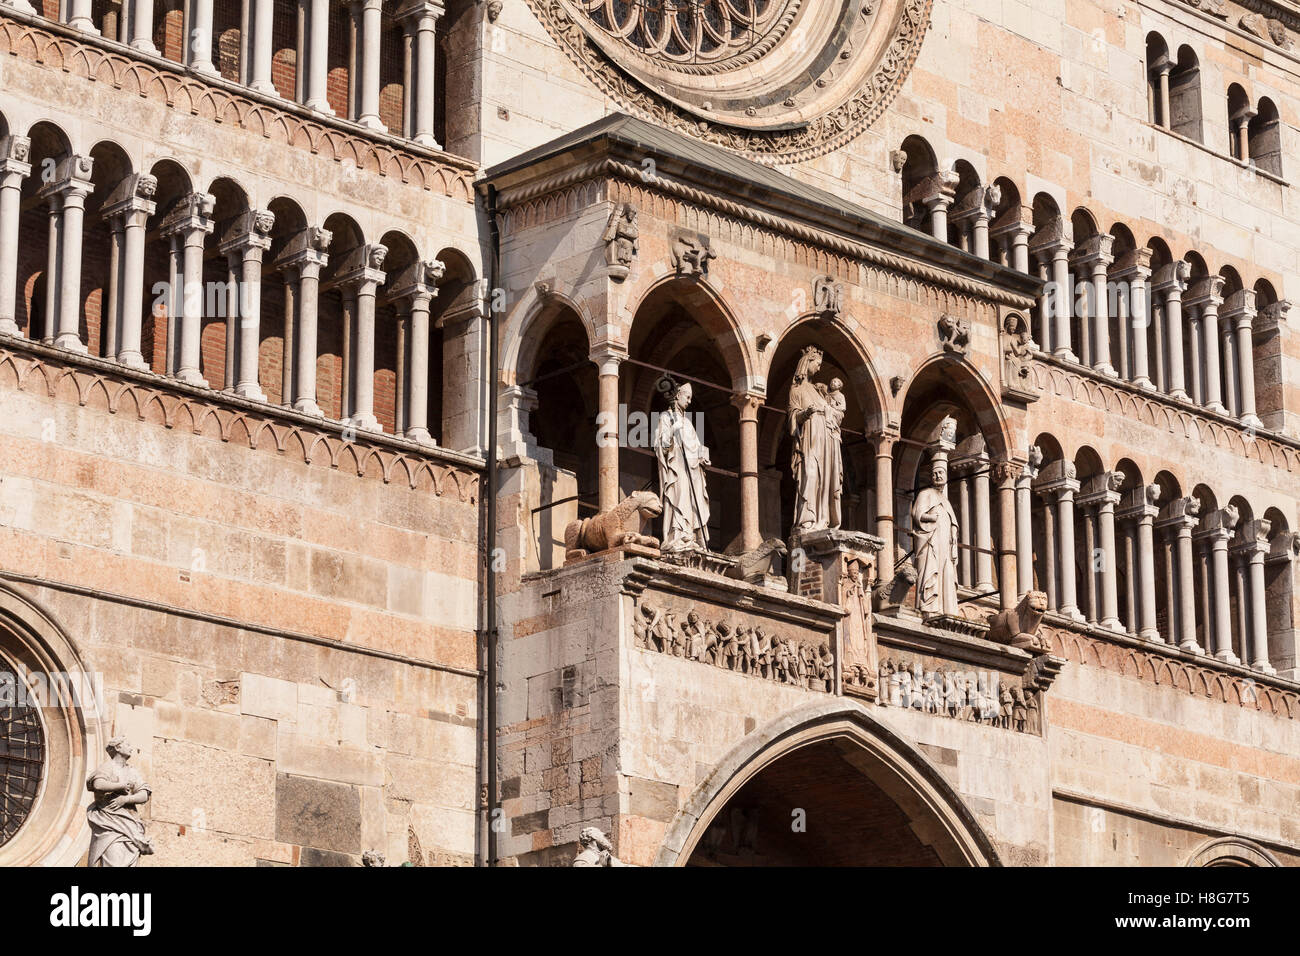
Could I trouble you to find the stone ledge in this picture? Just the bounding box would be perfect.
[0,335,484,499]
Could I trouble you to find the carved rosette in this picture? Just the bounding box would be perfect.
[522,0,934,163]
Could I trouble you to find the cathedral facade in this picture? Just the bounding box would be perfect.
[0,0,1297,867]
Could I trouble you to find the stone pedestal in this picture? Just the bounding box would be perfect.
[789,528,884,701]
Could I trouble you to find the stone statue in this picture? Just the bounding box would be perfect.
[564,490,662,561]
[839,555,876,693]
[361,850,386,867]
[573,827,625,866]
[603,203,639,280]
[911,457,960,618]
[986,590,1049,650]
[655,383,711,552]
[86,737,155,868]
[789,346,842,532]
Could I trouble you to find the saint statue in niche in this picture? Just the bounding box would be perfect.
[86,737,155,867]
[911,454,961,618]
[654,382,711,552]
[788,347,843,533]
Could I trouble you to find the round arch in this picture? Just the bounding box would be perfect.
[0,583,106,867]
[627,274,754,389]
[1185,836,1280,867]
[655,699,1001,867]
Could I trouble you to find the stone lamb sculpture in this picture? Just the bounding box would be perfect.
[564,491,663,562]
[986,590,1049,650]
[727,537,788,583]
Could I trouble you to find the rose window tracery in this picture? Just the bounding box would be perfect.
[528,0,933,161]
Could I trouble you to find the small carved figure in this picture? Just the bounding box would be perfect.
[817,642,834,691]
[361,850,386,867]
[986,590,1049,650]
[603,203,639,280]
[86,737,155,868]
[998,683,1014,729]
[565,491,663,560]
[655,384,711,553]
[938,313,970,354]
[813,275,845,318]
[684,611,709,661]
[1011,686,1028,733]
[573,827,625,867]
[672,235,716,276]
[633,602,656,649]
[912,455,961,618]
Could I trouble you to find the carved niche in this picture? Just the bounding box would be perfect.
[1000,310,1040,402]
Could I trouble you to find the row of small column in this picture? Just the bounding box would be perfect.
[45,0,444,148]
[0,140,442,441]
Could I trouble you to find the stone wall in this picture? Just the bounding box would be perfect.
[0,343,482,865]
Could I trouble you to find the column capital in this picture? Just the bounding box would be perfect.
[1079,470,1125,509]
[384,258,446,305]
[101,173,158,223]
[907,169,959,211]
[949,182,1000,227]
[273,225,332,273]
[729,389,764,420]
[1194,504,1239,544]
[1255,299,1291,335]
[1110,247,1153,281]
[871,423,902,447]
[1268,529,1300,565]
[1027,216,1073,258]
[397,0,445,23]
[331,242,388,291]
[1118,482,1161,521]
[1186,274,1226,311]
[1070,233,1115,271]
[37,154,94,203]
[159,190,216,240]
[949,451,989,479]
[0,134,31,179]
[1033,459,1079,496]
[989,204,1033,243]
[1221,288,1257,325]
[1156,495,1201,533]
[218,208,275,257]
[589,341,628,374]
[1151,259,1190,294]
[1232,517,1272,558]
[990,459,1023,486]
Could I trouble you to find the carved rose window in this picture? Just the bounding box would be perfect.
[531,0,933,161]
[577,0,794,65]
[0,658,44,848]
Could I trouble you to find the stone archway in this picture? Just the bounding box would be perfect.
[656,699,1000,867]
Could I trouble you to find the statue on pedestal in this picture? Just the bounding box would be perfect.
[788,347,843,533]
[655,383,711,552]
[86,737,155,868]
[911,441,960,618]
[573,827,626,866]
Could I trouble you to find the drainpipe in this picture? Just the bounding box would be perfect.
[483,183,501,867]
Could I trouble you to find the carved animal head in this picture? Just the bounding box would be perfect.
[628,490,663,520]
[1021,590,1048,617]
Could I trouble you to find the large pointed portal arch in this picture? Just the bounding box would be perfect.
[656,699,1000,867]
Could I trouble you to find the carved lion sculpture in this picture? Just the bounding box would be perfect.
[727,537,788,582]
[564,491,663,561]
[986,590,1049,650]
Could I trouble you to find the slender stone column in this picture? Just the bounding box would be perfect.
[385,258,444,443]
[1120,483,1163,642]
[954,461,973,586]
[1037,459,1083,621]
[1082,507,1097,621]
[1223,289,1262,429]
[189,0,218,74]
[924,192,953,243]
[334,243,387,432]
[1153,260,1191,401]
[730,391,763,551]
[68,0,96,32]
[159,191,215,385]
[973,454,993,593]
[393,302,409,437]
[1221,322,1238,417]
[109,187,155,369]
[1159,497,1203,653]
[1156,61,1172,127]
[223,251,239,389]
[1041,490,1057,611]
[220,209,275,401]
[589,342,624,514]
[1188,275,1227,414]
[1034,253,1053,353]
[875,427,899,583]
[131,0,158,53]
[0,136,32,336]
[1051,242,1074,363]
[303,0,334,113]
[357,0,385,130]
[397,2,444,147]
[1082,471,1125,631]
[1114,250,1154,389]
[42,194,61,346]
[991,210,1034,278]
[1186,304,1203,405]
[340,288,355,418]
[993,460,1021,610]
[293,257,327,416]
[105,217,124,360]
[1151,298,1165,391]
[1015,445,1041,598]
[1075,235,1116,376]
[1236,519,1275,674]
[1029,223,1075,361]
[53,160,95,353]
[1201,507,1240,663]
[249,0,277,94]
